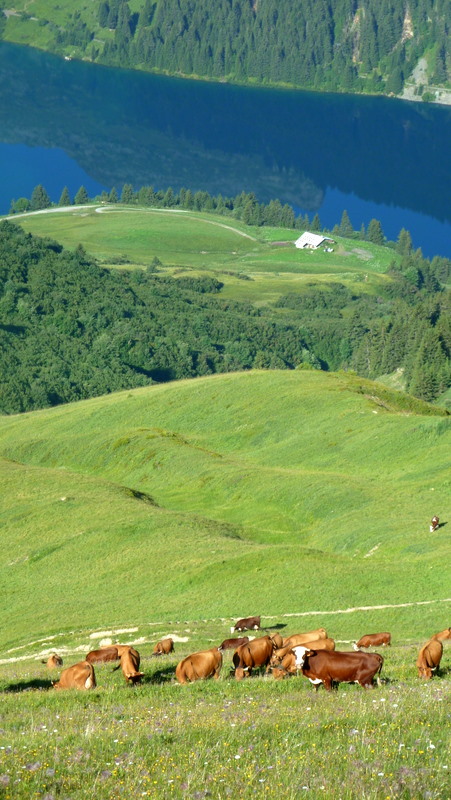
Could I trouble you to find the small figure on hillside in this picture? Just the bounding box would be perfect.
[430,515,440,533]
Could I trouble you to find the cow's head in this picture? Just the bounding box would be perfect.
[418,665,433,679]
[292,646,314,668]
[270,648,287,667]
[270,633,283,649]
[352,642,360,651]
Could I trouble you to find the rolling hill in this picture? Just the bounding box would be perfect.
[1,370,450,652]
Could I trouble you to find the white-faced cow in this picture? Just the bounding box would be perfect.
[353,632,391,650]
[176,647,222,684]
[271,638,335,668]
[53,661,96,690]
[296,648,384,691]
[231,616,261,633]
[430,516,440,532]
[417,639,443,679]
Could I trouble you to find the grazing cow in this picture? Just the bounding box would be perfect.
[218,636,249,651]
[231,616,261,633]
[86,646,119,664]
[353,632,391,650]
[270,632,284,649]
[53,661,96,690]
[431,627,451,641]
[417,639,443,679]
[116,646,144,684]
[42,653,63,669]
[283,628,328,648]
[233,635,275,680]
[153,638,175,656]
[299,648,384,691]
[430,515,440,533]
[175,647,222,684]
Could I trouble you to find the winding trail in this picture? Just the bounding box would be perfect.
[1,596,450,665]
[4,204,259,241]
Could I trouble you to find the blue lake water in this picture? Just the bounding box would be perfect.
[0,42,450,258]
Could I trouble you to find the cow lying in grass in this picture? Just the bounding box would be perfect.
[53,661,96,690]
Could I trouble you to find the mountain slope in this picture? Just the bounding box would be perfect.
[1,370,449,649]
[2,0,450,99]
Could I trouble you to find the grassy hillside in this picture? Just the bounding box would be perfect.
[1,370,449,653]
[13,205,396,278]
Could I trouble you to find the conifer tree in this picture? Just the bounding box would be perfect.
[58,186,72,206]
[367,218,385,246]
[74,186,89,204]
[30,184,51,211]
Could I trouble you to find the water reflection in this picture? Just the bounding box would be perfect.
[0,42,450,253]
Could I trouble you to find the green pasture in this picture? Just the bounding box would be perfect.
[12,206,397,279]
[0,638,450,800]
[0,371,449,651]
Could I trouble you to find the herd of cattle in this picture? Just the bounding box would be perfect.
[41,614,451,691]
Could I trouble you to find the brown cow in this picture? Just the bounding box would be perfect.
[271,638,335,668]
[218,636,249,651]
[116,646,144,684]
[233,635,275,680]
[232,616,261,633]
[270,633,284,649]
[431,627,451,641]
[430,515,440,533]
[53,661,96,690]
[176,647,222,684]
[42,653,63,669]
[417,639,443,679]
[299,648,384,691]
[354,632,391,650]
[153,638,174,656]
[86,646,119,664]
[283,628,328,648]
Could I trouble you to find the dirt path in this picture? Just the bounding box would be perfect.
[2,596,450,664]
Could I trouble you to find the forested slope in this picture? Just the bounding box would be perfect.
[1,215,450,414]
[1,0,450,97]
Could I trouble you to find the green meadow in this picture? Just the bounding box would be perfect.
[0,370,449,648]
[14,206,397,279]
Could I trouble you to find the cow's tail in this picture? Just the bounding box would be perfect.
[375,654,384,686]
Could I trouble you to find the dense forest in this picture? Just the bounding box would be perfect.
[1,209,450,414]
[2,0,450,96]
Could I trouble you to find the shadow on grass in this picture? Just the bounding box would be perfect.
[264,623,287,632]
[4,678,53,692]
[143,665,175,684]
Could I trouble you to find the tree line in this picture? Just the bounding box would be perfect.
[9,182,401,249]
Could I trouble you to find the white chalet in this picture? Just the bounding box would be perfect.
[294,232,333,249]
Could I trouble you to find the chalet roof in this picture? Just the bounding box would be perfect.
[294,231,329,248]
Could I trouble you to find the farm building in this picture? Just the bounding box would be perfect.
[294,232,334,249]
